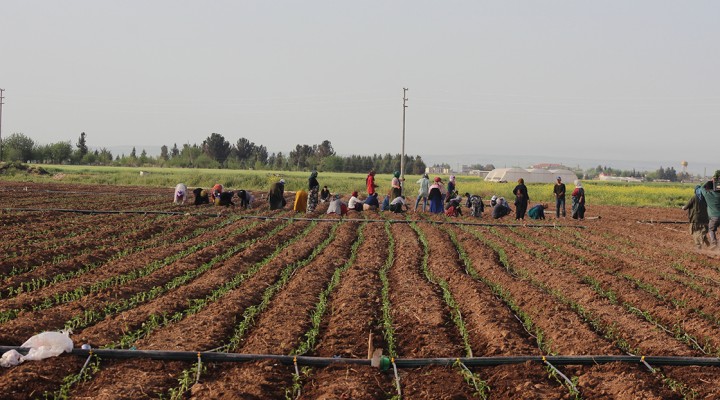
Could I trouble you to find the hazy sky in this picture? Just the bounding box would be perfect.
[1,1,718,169]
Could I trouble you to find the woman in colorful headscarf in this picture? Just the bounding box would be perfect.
[445,175,456,203]
[390,171,402,200]
[211,184,223,203]
[366,170,378,196]
[174,183,187,205]
[415,173,430,212]
[571,180,586,220]
[306,170,319,213]
[268,179,286,210]
[428,177,445,214]
[513,178,529,220]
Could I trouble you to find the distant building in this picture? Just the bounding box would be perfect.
[426,166,451,175]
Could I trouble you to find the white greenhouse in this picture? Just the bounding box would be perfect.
[484,168,578,184]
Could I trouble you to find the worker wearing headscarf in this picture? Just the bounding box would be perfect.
[571,180,585,220]
[683,181,711,249]
[428,177,445,214]
[348,191,363,211]
[174,183,187,205]
[306,170,320,213]
[366,170,378,196]
[415,173,430,212]
[445,175,456,203]
[391,171,402,200]
[211,184,224,203]
[268,179,286,210]
[513,178,529,220]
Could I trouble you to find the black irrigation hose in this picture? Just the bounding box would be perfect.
[2,207,233,217]
[1,346,718,367]
[637,220,687,224]
[0,207,586,228]
[0,188,161,197]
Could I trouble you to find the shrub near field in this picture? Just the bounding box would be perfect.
[1,163,699,207]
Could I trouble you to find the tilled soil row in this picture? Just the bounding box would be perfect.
[484,225,717,397]
[0,212,154,258]
[0,215,285,343]
[3,194,168,211]
[77,220,314,346]
[0,214,235,309]
[457,225,678,399]
[0,212,124,257]
[67,221,337,400]
[529,226,720,354]
[188,221,362,399]
[420,223,565,398]
[563,225,720,305]
[299,222,395,399]
[385,222,474,399]
[0,213,175,291]
[0,213,252,314]
[532,226,720,397]
[0,210,56,229]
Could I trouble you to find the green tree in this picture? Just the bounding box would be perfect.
[48,141,73,163]
[76,132,88,159]
[139,149,148,165]
[171,143,180,158]
[322,155,344,172]
[3,133,35,162]
[160,145,169,161]
[316,140,335,158]
[97,147,113,164]
[203,133,231,166]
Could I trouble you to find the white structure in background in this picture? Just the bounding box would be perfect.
[598,173,644,182]
[485,168,578,183]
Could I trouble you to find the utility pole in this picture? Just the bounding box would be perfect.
[400,87,408,195]
[0,88,4,161]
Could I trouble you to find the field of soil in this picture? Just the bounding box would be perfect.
[1,181,720,399]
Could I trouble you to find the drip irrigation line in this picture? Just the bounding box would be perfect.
[2,347,720,367]
[0,207,586,228]
[637,220,686,224]
[0,188,161,197]
[2,207,246,217]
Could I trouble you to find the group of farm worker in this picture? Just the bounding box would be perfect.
[172,171,587,222]
[173,183,254,207]
[413,173,586,220]
[682,180,720,250]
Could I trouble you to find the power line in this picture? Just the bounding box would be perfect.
[400,88,408,194]
[0,88,4,161]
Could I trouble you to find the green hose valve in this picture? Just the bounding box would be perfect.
[379,356,391,372]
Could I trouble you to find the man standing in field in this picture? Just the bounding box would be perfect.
[553,176,566,218]
[702,180,720,250]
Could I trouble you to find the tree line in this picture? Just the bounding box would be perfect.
[0,132,426,174]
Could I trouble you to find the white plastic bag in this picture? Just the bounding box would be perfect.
[21,330,73,361]
[1,329,74,367]
[0,349,23,367]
